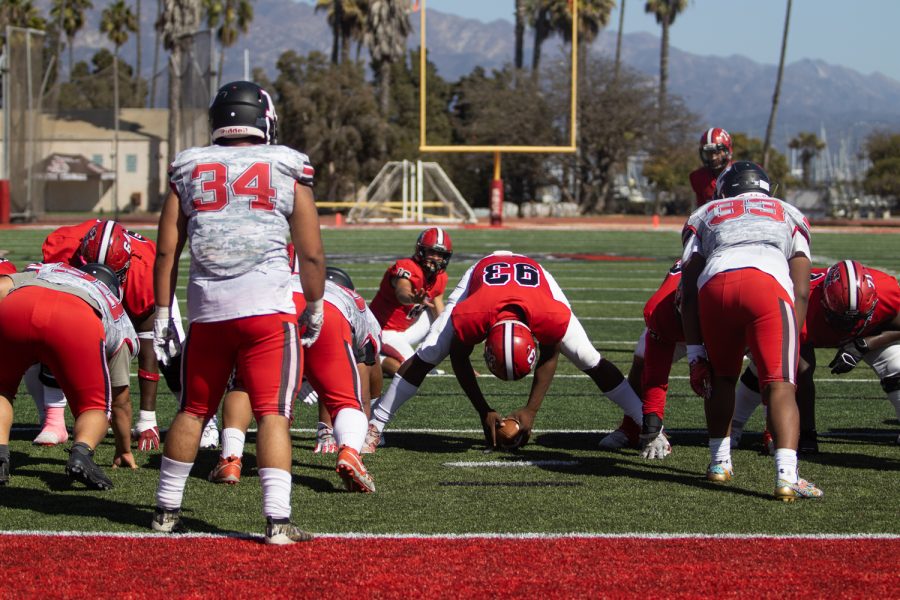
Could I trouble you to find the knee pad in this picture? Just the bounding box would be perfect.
[881,375,900,394]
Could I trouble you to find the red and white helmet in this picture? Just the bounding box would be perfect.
[822,260,878,333]
[483,319,537,381]
[77,221,132,286]
[414,227,453,276]
[699,127,733,171]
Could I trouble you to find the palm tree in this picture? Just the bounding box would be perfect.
[204,0,254,86]
[613,0,625,80]
[365,0,411,115]
[135,0,142,98]
[316,0,368,64]
[101,0,138,216]
[644,0,687,122]
[762,0,792,170]
[789,132,825,187]
[157,0,202,164]
[514,0,528,70]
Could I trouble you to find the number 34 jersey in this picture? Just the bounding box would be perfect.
[448,252,572,346]
[169,144,315,323]
[681,193,811,300]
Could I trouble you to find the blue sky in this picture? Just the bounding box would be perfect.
[423,0,900,82]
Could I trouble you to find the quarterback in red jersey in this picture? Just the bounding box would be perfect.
[365,251,643,452]
[370,227,451,376]
[689,128,733,207]
[34,219,183,451]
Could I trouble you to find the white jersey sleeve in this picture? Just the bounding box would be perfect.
[323,281,382,362]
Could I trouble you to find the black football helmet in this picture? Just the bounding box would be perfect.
[714,161,771,199]
[78,262,121,299]
[326,266,355,290]
[209,81,278,144]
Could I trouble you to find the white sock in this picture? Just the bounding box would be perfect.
[709,437,732,466]
[888,390,900,421]
[371,375,418,431]
[733,380,762,430]
[775,448,798,484]
[137,410,157,429]
[333,408,368,452]
[259,467,292,520]
[603,379,643,424]
[221,428,246,459]
[156,456,194,510]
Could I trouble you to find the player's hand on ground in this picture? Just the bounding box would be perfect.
[480,410,503,449]
[113,451,138,469]
[639,429,672,460]
[136,425,160,451]
[506,407,536,438]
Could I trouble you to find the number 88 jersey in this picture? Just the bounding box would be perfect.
[449,252,572,346]
[681,192,811,300]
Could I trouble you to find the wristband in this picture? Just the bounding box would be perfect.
[138,369,161,382]
[305,298,324,314]
[156,305,171,320]
[853,338,869,354]
[686,344,707,363]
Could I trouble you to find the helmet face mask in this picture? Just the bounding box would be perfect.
[699,128,733,171]
[714,161,771,199]
[822,260,878,334]
[78,221,131,287]
[483,319,537,381]
[414,227,452,276]
[209,81,278,145]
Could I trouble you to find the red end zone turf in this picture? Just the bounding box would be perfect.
[3,535,897,597]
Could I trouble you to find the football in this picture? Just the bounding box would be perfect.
[497,418,530,450]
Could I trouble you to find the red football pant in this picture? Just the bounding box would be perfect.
[699,269,798,387]
[0,287,110,416]
[641,331,676,418]
[304,302,364,420]
[181,313,302,420]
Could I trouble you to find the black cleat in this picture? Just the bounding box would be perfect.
[0,457,9,486]
[66,442,113,490]
[799,429,819,455]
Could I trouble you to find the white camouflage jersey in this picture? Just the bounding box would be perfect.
[324,280,382,363]
[681,193,811,299]
[12,263,139,359]
[169,143,315,322]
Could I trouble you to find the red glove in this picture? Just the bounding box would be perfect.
[137,425,160,451]
[687,344,712,400]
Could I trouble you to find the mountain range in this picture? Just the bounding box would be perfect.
[66,0,900,153]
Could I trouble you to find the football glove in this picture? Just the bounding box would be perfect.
[640,429,672,460]
[153,306,182,367]
[136,425,160,451]
[298,380,319,406]
[313,423,337,454]
[687,344,712,400]
[829,338,868,374]
[299,299,324,348]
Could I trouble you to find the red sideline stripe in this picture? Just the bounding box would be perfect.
[2,536,897,597]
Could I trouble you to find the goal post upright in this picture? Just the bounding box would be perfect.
[417,0,579,226]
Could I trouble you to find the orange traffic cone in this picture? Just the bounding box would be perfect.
[652,214,660,229]
[335,213,344,228]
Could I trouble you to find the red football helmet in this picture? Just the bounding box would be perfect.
[483,319,537,381]
[414,227,452,276]
[77,221,132,286]
[822,260,878,333]
[699,127,733,171]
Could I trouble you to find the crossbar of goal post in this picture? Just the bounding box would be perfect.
[417,0,579,226]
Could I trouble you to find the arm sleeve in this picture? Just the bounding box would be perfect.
[542,266,571,308]
[446,264,476,307]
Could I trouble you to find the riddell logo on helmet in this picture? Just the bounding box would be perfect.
[220,126,252,135]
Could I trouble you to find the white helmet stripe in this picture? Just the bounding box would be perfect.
[98,221,115,263]
[704,128,714,145]
[435,227,444,247]
[503,321,515,381]
[844,260,858,311]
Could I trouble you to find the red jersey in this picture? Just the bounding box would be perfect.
[689,167,719,207]
[451,254,570,346]
[644,261,684,344]
[802,267,900,347]
[370,257,447,332]
[42,219,157,322]
[0,258,16,275]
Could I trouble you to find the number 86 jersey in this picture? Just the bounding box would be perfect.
[681,193,811,300]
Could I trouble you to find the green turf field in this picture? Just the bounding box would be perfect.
[0,226,898,536]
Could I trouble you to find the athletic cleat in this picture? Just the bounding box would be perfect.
[152,507,186,533]
[200,417,220,450]
[208,455,242,484]
[0,457,9,485]
[361,423,382,454]
[336,445,375,493]
[774,478,824,502]
[761,429,775,456]
[313,424,337,454]
[799,429,819,454]
[66,442,113,490]
[706,461,734,482]
[265,518,313,545]
[598,416,640,450]
[33,426,69,446]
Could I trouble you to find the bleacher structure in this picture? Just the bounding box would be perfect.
[347,160,477,224]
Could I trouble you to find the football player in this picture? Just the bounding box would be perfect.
[207,260,382,494]
[689,127,733,207]
[0,262,139,489]
[34,219,187,451]
[370,227,451,377]
[0,258,15,275]
[681,161,822,501]
[364,251,643,452]
[732,259,900,449]
[152,81,325,544]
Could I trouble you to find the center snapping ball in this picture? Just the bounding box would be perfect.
[497,418,530,450]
